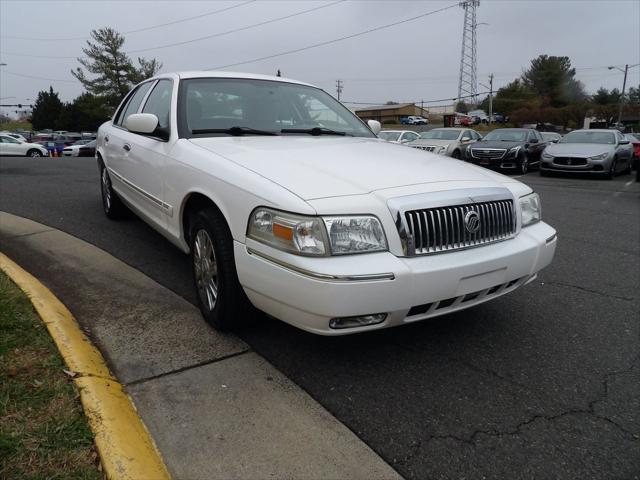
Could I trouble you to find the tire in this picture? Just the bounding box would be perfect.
[519,154,529,175]
[99,161,127,219]
[189,208,255,331]
[26,149,42,157]
[451,150,461,159]
[622,159,632,175]
[605,158,617,180]
[540,169,549,177]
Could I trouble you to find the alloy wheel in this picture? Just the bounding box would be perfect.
[193,229,219,311]
[101,167,111,210]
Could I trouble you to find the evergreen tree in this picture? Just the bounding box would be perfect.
[71,28,162,111]
[31,87,64,130]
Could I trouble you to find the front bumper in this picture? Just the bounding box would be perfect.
[235,221,557,335]
[540,157,608,173]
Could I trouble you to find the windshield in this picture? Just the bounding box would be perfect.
[419,129,460,140]
[483,129,528,142]
[179,78,373,138]
[560,131,615,144]
[378,131,401,141]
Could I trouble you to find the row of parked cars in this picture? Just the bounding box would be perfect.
[379,127,640,180]
[0,130,97,157]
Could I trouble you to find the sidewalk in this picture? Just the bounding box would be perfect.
[0,212,401,479]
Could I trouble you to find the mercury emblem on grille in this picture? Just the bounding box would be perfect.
[464,210,480,234]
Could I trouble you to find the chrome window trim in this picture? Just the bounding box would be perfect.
[246,248,395,282]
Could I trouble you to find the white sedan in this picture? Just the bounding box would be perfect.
[0,134,48,157]
[97,71,556,335]
[62,140,93,156]
[378,130,420,144]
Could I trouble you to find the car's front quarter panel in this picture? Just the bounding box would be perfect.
[164,138,316,251]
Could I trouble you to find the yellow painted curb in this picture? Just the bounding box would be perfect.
[0,252,171,480]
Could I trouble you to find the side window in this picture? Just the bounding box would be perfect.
[115,82,153,127]
[142,79,173,130]
[528,131,537,142]
[461,131,472,141]
[405,132,419,141]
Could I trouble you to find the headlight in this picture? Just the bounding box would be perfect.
[247,208,387,256]
[248,208,328,256]
[519,193,541,227]
[541,151,553,160]
[438,145,449,154]
[507,146,521,158]
[589,153,608,161]
[323,216,387,255]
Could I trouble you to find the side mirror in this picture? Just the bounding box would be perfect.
[619,139,630,145]
[125,113,159,135]
[368,120,381,135]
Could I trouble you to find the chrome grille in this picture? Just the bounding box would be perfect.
[553,157,587,166]
[404,200,515,254]
[412,145,436,152]
[470,148,506,159]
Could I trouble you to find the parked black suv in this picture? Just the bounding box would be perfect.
[465,128,548,174]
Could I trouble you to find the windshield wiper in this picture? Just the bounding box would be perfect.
[192,126,278,136]
[280,127,349,136]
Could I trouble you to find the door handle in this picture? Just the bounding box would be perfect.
[123,144,131,152]
[104,135,109,143]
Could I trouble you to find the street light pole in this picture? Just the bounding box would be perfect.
[617,64,628,127]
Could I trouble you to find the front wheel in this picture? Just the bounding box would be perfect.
[605,158,617,180]
[451,150,461,159]
[519,154,529,175]
[26,149,42,157]
[189,208,255,331]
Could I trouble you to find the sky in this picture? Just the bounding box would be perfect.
[1,0,639,117]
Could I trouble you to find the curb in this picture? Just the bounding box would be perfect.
[0,252,171,480]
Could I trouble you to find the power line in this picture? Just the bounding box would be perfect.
[207,2,460,70]
[0,0,346,60]
[127,0,346,54]
[0,70,79,83]
[342,90,493,106]
[0,0,257,41]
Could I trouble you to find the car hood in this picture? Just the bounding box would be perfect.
[407,139,455,147]
[545,143,613,156]
[471,140,523,150]
[188,136,514,200]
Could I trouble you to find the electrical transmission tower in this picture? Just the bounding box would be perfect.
[457,0,479,105]
[336,79,343,101]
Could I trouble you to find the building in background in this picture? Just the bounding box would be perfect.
[353,103,430,124]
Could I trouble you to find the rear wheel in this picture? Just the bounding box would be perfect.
[26,149,42,157]
[99,161,127,219]
[189,208,255,331]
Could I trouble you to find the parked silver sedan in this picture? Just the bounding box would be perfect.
[406,127,481,159]
[540,129,633,178]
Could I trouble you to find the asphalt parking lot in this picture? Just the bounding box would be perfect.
[1,156,638,479]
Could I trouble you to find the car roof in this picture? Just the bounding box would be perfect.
[150,71,316,88]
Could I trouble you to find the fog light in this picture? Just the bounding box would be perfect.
[329,313,387,330]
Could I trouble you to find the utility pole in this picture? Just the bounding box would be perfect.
[488,73,493,124]
[617,64,628,127]
[336,79,343,101]
[457,0,479,105]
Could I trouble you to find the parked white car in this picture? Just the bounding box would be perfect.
[0,131,28,143]
[378,130,420,144]
[62,139,93,156]
[0,134,48,157]
[407,128,481,159]
[97,71,557,335]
